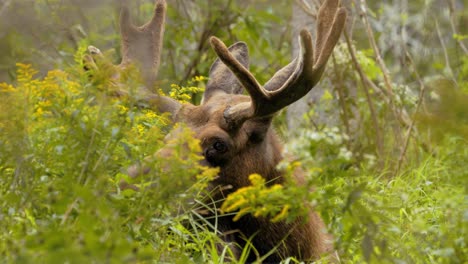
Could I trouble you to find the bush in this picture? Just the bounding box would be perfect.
[0,62,219,262]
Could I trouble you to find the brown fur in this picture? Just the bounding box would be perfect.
[88,0,345,262]
[174,93,333,262]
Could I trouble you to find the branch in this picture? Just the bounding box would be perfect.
[331,54,351,138]
[435,21,454,77]
[394,48,430,176]
[294,0,317,19]
[357,0,404,147]
[344,30,384,162]
[447,0,468,54]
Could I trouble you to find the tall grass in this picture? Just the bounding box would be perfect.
[1,60,466,263]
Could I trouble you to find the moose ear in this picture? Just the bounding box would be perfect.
[202,42,249,103]
[244,117,273,144]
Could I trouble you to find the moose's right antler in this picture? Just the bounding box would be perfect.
[86,0,182,117]
[86,0,166,88]
[209,0,346,129]
[119,0,166,88]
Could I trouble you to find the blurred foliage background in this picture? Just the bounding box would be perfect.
[0,0,467,263]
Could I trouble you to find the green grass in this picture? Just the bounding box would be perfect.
[0,62,466,263]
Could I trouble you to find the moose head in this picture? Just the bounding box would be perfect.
[87,0,346,261]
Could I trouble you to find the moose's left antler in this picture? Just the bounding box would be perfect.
[209,0,346,128]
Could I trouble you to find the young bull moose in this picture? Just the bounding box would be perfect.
[87,0,346,262]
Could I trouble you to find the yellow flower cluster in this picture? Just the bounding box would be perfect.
[169,84,204,103]
[221,174,292,222]
[8,64,84,121]
[16,63,38,83]
[123,108,171,149]
[168,76,207,103]
[0,83,15,93]
[192,75,207,82]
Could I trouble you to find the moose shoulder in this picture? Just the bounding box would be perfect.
[87,0,346,262]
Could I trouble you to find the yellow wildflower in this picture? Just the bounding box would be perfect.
[233,207,252,222]
[117,104,129,115]
[221,196,248,213]
[136,124,145,135]
[193,75,207,82]
[144,110,158,119]
[271,205,290,222]
[248,174,265,185]
[0,83,16,93]
[35,107,44,116]
[16,63,38,83]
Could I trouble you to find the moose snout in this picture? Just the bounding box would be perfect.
[203,147,217,164]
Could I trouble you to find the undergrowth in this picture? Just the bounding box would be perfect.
[0,59,466,263]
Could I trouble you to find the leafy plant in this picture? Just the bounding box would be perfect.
[0,62,218,262]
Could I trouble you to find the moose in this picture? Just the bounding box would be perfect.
[86,0,346,262]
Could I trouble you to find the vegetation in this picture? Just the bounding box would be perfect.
[0,0,466,263]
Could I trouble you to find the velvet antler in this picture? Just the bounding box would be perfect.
[209,0,346,128]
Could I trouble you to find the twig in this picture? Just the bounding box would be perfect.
[435,21,454,77]
[181,0,239,82]
[331,54,351,137]
[363,71,416,137]
[394,49,428,177]
[357,0,404,147]
[294,0,317,19]
[447,0,468,54]
[60,199,79,225]
[344,30,384,162]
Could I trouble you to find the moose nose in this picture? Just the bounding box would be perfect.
[202,147,218,167]
[203,147,213,159]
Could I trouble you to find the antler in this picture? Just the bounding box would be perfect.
[85,0,182,117]
[209,0,346,128]
[119,0,166,88]
[85,0,166,89]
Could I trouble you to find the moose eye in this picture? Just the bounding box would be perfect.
[213,141,227,153]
